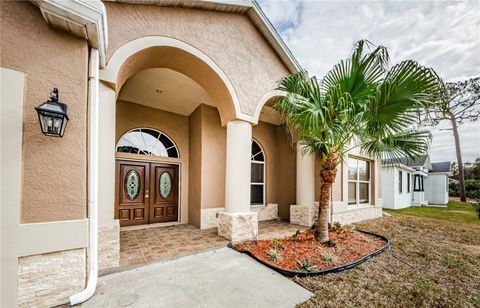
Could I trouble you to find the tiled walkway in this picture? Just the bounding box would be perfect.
[119,220,307,268]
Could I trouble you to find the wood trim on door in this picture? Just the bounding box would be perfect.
[115,160,150,227]
[115,160,180,227]
[149,163,179,224]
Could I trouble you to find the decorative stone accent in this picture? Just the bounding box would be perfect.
[17,248,86,308]
[332,207,382,225]
[217,212,258,243]
[98,221,120,270]
[290,202,319,227]
[200,207,225,229]
[250,203,278,221]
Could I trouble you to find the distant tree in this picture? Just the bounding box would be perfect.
[466,158,480,180]
[427,77,480,202]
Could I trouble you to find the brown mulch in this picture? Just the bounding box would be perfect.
[235,227,386,272]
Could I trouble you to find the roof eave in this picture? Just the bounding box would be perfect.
[29,0,108,68]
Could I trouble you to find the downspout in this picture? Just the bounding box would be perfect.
[70,47,100,306]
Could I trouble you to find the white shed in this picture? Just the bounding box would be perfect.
[425,162,452,205]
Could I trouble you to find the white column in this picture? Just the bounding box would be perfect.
[225,120,252,213]
[296,142,315,207]
[218,120,258,242]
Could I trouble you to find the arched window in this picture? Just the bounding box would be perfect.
[251,140,265,205]
[116,128,179,158]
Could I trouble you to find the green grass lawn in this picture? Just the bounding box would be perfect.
[384,200,479,224]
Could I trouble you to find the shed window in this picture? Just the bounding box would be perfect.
[414,175,424,192]
[399,171,403,194]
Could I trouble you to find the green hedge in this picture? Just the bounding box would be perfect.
[449,179,480,198]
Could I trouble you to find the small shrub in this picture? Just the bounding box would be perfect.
[471,199,480,219]
[268,248,282,263]
[321,252,339,264]
[291,230,303,242]
[297,258,318,272]
[272,239,284,249]
[361,236,373,243]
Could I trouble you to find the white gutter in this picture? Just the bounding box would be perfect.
[70,47,100,306]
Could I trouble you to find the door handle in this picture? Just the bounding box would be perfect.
[145,189,149,199]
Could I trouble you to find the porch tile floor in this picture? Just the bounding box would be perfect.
[119,220,308,268]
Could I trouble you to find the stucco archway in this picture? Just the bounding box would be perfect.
[100,36,250,125]
[253,89,286,124]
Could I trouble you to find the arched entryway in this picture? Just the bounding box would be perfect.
[98,36,248,231]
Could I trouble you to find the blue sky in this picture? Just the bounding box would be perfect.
[258,0,480,163]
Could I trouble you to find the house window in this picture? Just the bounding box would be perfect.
[251,140,265,205]
[407,173,411,193]
[116,128,179,158]
[414,174,424,192]
[399,171,403,194]
[348,157,370,205]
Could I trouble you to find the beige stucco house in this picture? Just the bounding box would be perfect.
[0,1,383,306]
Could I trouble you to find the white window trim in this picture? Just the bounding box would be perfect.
[251,141,265,206]
[348,157,371,207]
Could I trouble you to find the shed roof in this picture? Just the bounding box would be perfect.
[431,162,452,173]
[382,155,430,168]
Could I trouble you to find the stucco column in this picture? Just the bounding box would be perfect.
[225,120,252,212]
[290,142,317,227]
[296,142,315,207]
[218,120,258,242]
[97,81,120,269]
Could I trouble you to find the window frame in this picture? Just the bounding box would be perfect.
[116,128,179,158]
[414,174,424,192]
[399,171,403,194]
[250,140,265,206]
[347,157,371,206]
[407,172,411,193]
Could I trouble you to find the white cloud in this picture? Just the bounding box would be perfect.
[259,0,480,163]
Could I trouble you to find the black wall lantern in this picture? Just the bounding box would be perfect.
[35,88,69,137]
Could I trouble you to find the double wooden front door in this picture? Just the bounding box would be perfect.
[116,160,179,227]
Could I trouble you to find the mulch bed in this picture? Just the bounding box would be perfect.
[235,227,387,273]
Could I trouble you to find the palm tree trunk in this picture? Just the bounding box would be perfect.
[450,111,466,202]
[315,182,332,241]
[314,155,338,242]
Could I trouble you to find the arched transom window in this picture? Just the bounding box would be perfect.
[116,128,179,158]
[251,140,265,205]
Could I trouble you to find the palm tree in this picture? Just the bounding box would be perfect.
[276,40,447,242]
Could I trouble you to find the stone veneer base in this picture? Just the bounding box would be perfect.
[217,212,258,243]
[98,221,120,271]
[201,204,278,230]
[289,202,319,227]
[17,248,86,308]
[332,207,382,225]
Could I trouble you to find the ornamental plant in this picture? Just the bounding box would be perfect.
[276,40,446,242]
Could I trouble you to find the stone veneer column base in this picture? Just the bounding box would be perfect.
[332,207,382,225]
[290,202,319,227]
[250,203,278,221]
[98,220,120,271]
[217,212,258,243]
[17,248,86,307]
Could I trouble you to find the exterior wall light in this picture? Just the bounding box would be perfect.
[35,88,69,137]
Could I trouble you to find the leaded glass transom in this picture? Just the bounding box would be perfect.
[116,128,179,158]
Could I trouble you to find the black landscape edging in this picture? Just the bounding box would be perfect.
[228,230,390,277]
